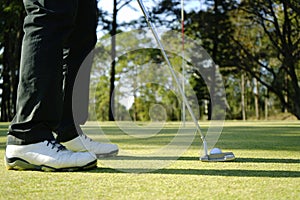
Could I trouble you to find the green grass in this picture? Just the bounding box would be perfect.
[0,121,299,199]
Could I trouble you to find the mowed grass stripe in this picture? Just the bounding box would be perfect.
[0,121,299,200]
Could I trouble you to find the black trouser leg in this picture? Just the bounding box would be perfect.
[8,0,79,145]
[55,0,97,142]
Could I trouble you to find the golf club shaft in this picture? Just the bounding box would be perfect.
[137,0,208,156]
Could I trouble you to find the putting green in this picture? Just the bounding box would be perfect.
[0,121,299,199]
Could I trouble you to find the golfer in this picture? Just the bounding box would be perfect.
[5,0,118,171]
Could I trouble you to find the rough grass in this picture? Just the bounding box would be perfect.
[0,121,299,200]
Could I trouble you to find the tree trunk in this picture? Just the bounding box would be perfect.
[207,0,220,121]
[241,73,246,121]
[286,58,300,119]
[108,0,117,121]
[264,91,268,120]
[253,78,259,120]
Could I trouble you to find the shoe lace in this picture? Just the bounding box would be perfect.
[46,140,66,152]
[82,134,93,142]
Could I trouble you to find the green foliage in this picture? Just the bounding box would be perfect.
[151,0,300,120]
[0,0,24,51]
[233,0,300,118]
[93,29,187,122]
[0,0,25,121]
[95,76,110,121]
[1,0,299,121]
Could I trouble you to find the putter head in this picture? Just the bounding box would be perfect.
[200,152,235,162]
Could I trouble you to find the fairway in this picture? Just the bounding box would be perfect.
[0,121,299,199]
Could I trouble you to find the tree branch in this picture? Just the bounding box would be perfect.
[266,0,286,48]
[117,0,133,12]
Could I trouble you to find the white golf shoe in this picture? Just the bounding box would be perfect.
[5,140,97,172]
[62,134,119,158]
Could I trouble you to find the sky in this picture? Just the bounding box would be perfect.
[97,0,204,24]
[96,0,205,38]
[98,0,143,23]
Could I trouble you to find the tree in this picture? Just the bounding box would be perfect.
[171,0,237,120]
[233,0,300,119]
[100,0,134,121]
[0,0,25,121]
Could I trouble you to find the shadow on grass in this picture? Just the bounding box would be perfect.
[90,167,300,178]
[236,157,300,164]
[90,156,300,177]
[183,157,300,164]
[0,142,5,150]
[100,156,300,164]
[0,123,9,150]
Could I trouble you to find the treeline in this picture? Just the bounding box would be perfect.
[0,0,299,121]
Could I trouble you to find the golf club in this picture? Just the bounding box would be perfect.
[137,0,235,162]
